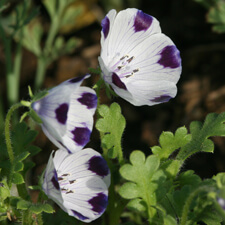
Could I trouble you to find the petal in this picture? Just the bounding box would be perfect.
[42,151,64,207]
[61,87,97,153]
[45,149,110,222]
[55,148,110,184]
[32,75,97,152]
[100,8,161,63]
[64,177,108,222]
[125,33,181,83]
[126,79,177,106]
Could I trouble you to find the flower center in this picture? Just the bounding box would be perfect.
[57,172,76,194]
[109,54,139,79]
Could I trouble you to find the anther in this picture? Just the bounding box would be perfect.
[127,56,134,63]
[69,180,76,184]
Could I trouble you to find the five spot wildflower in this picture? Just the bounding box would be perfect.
[99,8,182,106]
[43,148,110,223]
[31,75,97,153]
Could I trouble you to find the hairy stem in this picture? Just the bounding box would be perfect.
[5,103,22,163]
[5,103,22,188]
[180,186,209,225]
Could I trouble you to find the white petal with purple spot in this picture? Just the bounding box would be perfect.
[31,75,97,153]
[42,148,110,223]
[99,8,182,106]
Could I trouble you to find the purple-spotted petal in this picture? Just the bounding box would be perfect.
[100,8,161,61]
[42,149,110,223]
[78,92,97,109]
[31,75,97,153]
[101,16,110,39]
[99,8,182,106]
[133,10,153,32]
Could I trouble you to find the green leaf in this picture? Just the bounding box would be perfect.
[207,1,225,33]
[151,126,191,160]
[213,172,225,188]
[30,203,54,214]
[17,200,54,214]
[119,182,140,199]
[17,199,31,210]
[177,112,225,161]
[0,180,10,201]
[12,173,24,184]
[96,103,126,161]
[177,170,202,188]
[14,161,24,172]
[26,145,41,157]
[16,151,30,162]
[119,151,164,217]
[163,215,177,225]
[12,122,38,155]
[127,198,146,212]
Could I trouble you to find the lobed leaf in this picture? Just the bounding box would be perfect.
[177,112,225,161]
[30,203,54,214]
[119,150,165,217]
[96,103,126,160]
[151,126,191,160]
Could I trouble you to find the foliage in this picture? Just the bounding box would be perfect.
[195,0,225,33]
[117,112,225,224]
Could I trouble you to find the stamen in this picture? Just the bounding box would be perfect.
[62,173,70,177]
[120,55,129,60]
[127,56,134,63]
[117,65,124,70]
[133,68,139,73]
[69,180,76,184]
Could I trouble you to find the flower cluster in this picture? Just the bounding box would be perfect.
[32,75,110,222]
[32,7,182,223]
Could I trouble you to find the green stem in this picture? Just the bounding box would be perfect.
[45,15,59,51]
[5,103,22,189]
[0,96,4,132]
[34,56,48,90]
[180,186,208,225]
[5,103,22,164]
[34,15,59,90]
[107,163,127,225]
[12,31,23,104]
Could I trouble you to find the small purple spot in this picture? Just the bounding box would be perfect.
[158,45,181,69]
[133,10,153,32]
[88,156,109,177]
[101,16,110,39]
[51,170,60,190]
[112,73,127,90]
[88,193,108,214]
[69,76,85,83]
[151,94,172,103]
[71,210,89,221]
[55,103,69,124]
[78,92,97,109]
[71,127,91,146]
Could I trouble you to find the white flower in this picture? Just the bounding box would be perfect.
[31,75,97,153]
[43,148,110,223]
[99,8,182,106]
